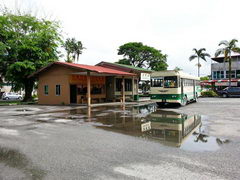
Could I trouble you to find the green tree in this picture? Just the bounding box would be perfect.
[200,76,210,81]
[117,42,168,71]
[215,39,240,87]
[63,38,84,63]
[0,11,62,101]
[173,66,182,72]
[189,48,210,77]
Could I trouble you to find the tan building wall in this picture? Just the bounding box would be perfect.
[38,65,78,105]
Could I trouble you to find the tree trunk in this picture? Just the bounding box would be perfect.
[23,79,34,102]
[198,57,200,77]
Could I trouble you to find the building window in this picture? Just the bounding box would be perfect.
[115,78,132,91]
[56,85,61,96]
[44,85,48,95]
[236,70,240,78]
[116,78,122,91]
[213,71,224,79]
[125,79,132,91]
[226,70,236,78]
[213,71,217,79]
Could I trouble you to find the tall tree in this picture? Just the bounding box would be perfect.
[215,39,240,87]
[0,11,62,101]
[117,42,168,71]
[63,38,84,63]
[189,48,210,77]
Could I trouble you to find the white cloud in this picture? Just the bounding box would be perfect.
[1,0,240,76]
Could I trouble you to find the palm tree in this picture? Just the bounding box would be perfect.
[63,38,84,63]
[189,48,210,77]
[73,41,84,61]
[215,39,240,87]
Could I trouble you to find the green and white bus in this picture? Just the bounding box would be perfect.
[150,70,201,106]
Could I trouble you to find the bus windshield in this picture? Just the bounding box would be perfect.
[164,76,178,88]
[151,77,163,87]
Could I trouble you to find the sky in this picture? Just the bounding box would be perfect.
[1,0,240,77]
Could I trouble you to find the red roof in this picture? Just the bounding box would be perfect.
[201,79,240,83]
[30,61,136,77]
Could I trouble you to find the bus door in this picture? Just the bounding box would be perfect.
[181,78,184,98]
[193,80,196,99]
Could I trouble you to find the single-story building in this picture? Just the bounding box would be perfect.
[30,61,151,106]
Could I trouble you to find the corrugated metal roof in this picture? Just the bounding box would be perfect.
[97,61,152,72]
[30,61,136,77]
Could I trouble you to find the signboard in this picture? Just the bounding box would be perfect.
[215,82,237,86]
[141,121,151,132]
[70,75,105,84]
[140,73,151,81]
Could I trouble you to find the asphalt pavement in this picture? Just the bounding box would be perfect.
[0,98,240,180]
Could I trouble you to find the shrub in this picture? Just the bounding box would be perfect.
[201,90,218,97]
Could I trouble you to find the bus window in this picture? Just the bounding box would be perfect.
[151,77,163,87]
[164,76,178,88]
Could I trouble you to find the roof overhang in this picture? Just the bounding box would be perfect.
[29,61,137,78]
[97,61,152,73]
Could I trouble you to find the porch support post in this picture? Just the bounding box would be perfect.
[137,77,139,95]
[122,76,125,104]
[87,71,91,107]
[132,76,135,100]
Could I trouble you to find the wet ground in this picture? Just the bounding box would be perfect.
[0,98,240,179]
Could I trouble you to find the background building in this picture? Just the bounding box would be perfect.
[211,54,240,80]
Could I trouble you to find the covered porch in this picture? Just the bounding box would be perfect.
[69,72,137,106]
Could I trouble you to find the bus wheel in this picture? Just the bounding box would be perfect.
[181,96,187,106]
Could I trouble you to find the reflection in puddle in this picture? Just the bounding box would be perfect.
[0,146,46,179]
[65,104,229,152]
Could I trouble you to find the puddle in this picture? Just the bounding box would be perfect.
[16,109,33,112]
[60,104,229,152]
[0,146,46,179]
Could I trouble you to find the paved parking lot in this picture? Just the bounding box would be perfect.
[0,98,240,180]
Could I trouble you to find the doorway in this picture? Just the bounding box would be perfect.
[70,85,77,103]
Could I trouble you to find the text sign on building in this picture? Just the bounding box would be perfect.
[215,82,237,86]
[140,73,151,81]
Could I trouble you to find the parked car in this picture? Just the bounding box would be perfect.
[2,92,23,100]
[217,87,240,98]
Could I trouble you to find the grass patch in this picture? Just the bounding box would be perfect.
[0,101,37,106]
[201,90,218,97]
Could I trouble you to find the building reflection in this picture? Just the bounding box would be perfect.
[94,105,201,147]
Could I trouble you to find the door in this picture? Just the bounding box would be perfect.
[193,80,196,99]
[181,78,184,97]
[70,85,77,103]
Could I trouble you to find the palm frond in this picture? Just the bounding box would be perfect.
[232,47,240,54]
[189,55,197,61]
[229,39,238,47]
[198,48,206,53]
[203,53,211,57]
[215,48,224,57]
[200,53,211,61]
[192,48,198,54]
[218,40,229,46]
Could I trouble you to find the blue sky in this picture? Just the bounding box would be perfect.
[1,0,240,76]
